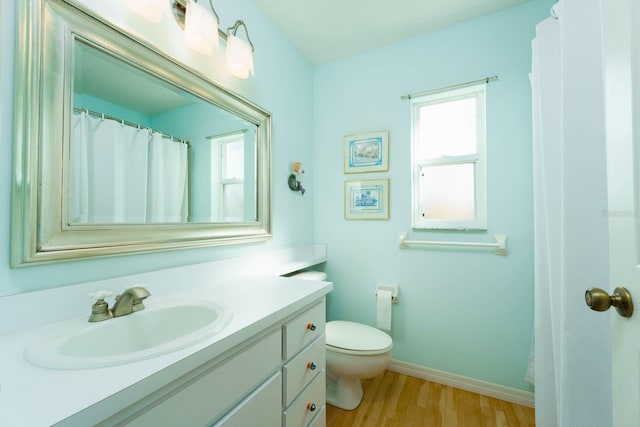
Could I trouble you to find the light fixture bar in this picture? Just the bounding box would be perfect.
[172,0,228,40]
[170,0,256,78]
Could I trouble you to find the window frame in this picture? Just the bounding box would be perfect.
[209,131,246,221]
[410,83,487,230]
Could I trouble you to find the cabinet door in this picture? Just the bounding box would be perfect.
[126,330,281,427]
[213,373,282,427]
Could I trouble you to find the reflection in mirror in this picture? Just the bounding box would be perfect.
[10,0,271,266]
[72,40,257,224]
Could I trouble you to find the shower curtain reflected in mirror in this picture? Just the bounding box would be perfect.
[147,131,189,223]
[71,112,188,224]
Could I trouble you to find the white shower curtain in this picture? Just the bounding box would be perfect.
[72,112,148,223]
[531,1,612,426]
[118,125,150,223]
[72,112,188,223]
[531,13,563,426]
[147,131,189,223]
[71,111,91,223]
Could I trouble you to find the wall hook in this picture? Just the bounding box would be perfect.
[288,161,306,195]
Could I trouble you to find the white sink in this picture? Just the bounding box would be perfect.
[24,299,232,369]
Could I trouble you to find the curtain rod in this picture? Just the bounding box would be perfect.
[73,107,190,145]
[206,129,248,140]
[400,75,499,100]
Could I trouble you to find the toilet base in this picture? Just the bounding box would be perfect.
[326,371,364,410]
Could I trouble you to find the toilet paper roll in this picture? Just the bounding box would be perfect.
[377,289,392,332]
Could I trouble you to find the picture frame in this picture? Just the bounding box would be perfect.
[343,130,389,173]
[344,179,390,220]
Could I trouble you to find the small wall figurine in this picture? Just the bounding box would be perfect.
[288,161,306,195]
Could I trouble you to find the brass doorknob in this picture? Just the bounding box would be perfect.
[585,287,633,318]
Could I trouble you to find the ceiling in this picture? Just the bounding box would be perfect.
[250,0,530,64]
[75,40,192,116]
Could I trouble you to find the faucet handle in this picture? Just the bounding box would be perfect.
[88,291,114,322]
[89,290,114,301]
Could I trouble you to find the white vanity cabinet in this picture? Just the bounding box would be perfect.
[213,372,283,427]
[214,299,330,427]
[0,257,333,427]
[282,302,327,427]
[86,299,327,427]
[122,330,283,427]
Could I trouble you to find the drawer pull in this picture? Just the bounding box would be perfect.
[307,402,317,412]
[307,323,317,331]
[307,361,317,371]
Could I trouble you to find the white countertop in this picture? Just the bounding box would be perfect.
[0,246,331,427]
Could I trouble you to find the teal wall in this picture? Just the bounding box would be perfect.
[312,0,553,391]
[1,0,553,392]
[0,0,315,295]
[152,102,257,222]
[74,93,153,127]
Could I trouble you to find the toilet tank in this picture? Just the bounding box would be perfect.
[290,271,327,281]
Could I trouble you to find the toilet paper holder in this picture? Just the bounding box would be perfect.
[376,284,399,304]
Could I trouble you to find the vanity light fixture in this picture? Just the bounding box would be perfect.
[171,0,256,79]
[126,0,167,23]
[226,20,255,79]
[184,0,219,55]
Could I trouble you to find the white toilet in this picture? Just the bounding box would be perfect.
[291,271,393,410]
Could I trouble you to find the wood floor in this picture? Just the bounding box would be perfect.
[326,370,535,427]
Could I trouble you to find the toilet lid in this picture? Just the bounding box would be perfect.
[326,321,392,353]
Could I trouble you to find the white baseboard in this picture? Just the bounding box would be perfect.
[388,359,535,408]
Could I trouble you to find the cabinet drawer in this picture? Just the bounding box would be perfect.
[307,405,326,427]
[126,329,282,427]
[283,336,325,406]
[283,372,326,427]
[213,372,282,427]
[283,302,325,359]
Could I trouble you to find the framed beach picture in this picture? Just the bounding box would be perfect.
[344,179,390,220]
[343,130,389,173]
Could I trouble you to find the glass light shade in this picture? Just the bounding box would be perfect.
[185,0,219,56]
[126,0,166,23]
[226,34,254,79]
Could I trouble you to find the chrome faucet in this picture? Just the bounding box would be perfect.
[111,286,151,317]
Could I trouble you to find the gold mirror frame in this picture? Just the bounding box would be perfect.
[10,0,272,266]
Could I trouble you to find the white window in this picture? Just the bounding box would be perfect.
[209,132,245,221]
[410,83,487,230]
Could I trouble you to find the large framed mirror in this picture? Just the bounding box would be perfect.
[10,0,272,266]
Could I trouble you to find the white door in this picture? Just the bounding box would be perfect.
[602,0,640,424]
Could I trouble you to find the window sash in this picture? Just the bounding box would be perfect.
[410,83,487,230]
[209,132,245,221]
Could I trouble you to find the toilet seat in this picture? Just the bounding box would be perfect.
[326,321,392,355]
